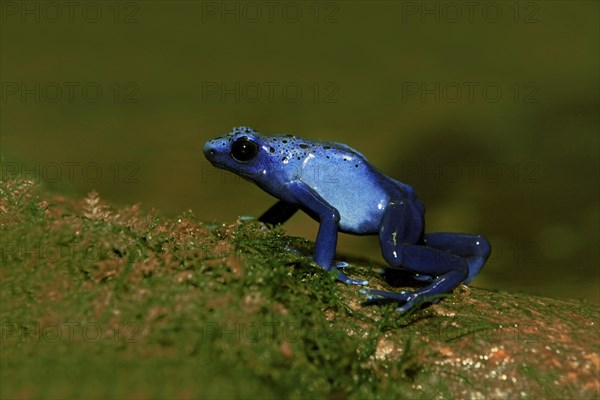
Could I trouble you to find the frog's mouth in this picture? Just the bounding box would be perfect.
[225,167,254,181]
[208,160,256,182]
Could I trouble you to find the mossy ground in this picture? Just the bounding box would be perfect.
[1,179,598,399]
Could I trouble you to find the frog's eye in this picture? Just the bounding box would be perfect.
[230,136,259,162]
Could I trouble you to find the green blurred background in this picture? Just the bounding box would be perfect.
[1,1,598,303]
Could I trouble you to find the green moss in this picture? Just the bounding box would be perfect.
[1,179,598,399]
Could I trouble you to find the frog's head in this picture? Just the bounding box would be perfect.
[203,126,271,182]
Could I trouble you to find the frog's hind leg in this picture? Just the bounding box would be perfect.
[361,200,471,312]
[423,233,491,284]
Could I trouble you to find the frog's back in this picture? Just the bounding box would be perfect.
[262,135,412,234]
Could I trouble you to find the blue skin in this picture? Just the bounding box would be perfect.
[203,127,491,313]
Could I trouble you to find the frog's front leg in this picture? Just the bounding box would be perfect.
[362,200,488,312]
[258,198,350,268]
[283,180,368,286]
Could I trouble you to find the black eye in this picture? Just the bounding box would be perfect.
[230,136,259,162]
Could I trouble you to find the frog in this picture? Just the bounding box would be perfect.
[203,126,491,312]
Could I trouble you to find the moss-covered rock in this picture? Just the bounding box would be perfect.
[1,179,598,399]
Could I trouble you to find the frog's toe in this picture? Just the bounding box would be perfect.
[336,270,368,286]
[334,261,349,269]
[395,296,425,313]
[395,303,415,313]
[360,289,424,312]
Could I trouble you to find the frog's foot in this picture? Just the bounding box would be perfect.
[334,261,349,269]
[360,289,433,313]
[335,269,368,286]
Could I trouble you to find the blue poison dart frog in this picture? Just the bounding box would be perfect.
[203,127,491,313]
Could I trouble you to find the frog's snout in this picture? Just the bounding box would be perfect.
[203,141,217,159]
